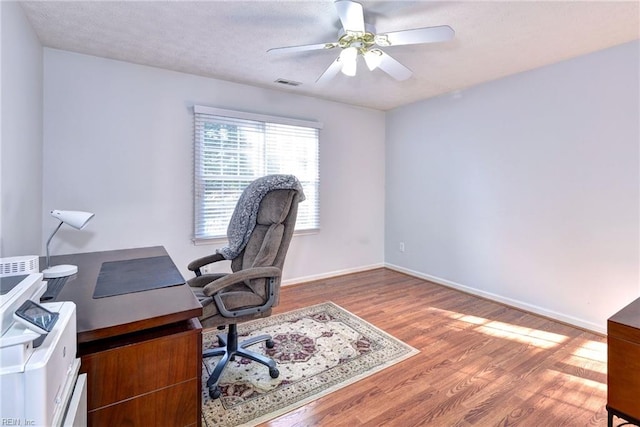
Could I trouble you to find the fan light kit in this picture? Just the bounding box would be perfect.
[268,0,455,83]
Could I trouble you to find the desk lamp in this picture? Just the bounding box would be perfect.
[43,210,95,279]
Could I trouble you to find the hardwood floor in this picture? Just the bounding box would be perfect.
[263,268,608,427]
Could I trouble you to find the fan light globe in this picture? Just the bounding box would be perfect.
[364,49,382,71]
[340,46,358,76]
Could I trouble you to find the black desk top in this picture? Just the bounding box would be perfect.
[46,246,202,343]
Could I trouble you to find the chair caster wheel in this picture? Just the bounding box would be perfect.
[266,339,275,349]
[269,368,279,378]
[209,386,221,399]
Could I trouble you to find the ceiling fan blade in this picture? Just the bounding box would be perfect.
[335,0,365,34]
[268,42,338,54]
[376,25,455,47]
[377,51,412,81]
[316,56,343,84]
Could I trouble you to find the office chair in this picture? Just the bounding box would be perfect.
[187,175,303,399]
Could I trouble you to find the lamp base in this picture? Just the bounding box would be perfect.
[43,264,78,279]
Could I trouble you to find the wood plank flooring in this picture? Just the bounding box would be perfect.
[263,268,608,427]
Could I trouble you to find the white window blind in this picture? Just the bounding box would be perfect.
[193,105,321,242]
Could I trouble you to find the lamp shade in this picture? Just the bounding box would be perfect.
[50,210,94,230]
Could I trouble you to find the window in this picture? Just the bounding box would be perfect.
[193,105,321,243]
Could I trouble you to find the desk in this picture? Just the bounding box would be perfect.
[47,246,203,427]
[607,297,640,427]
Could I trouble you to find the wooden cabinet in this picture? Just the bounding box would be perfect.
[79,318,202,427]
[607,297,640,427]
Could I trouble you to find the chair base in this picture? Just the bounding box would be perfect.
[203,324,279,399]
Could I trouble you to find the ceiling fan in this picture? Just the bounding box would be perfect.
[267,0,455,83]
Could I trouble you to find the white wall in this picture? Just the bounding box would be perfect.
[0,1,43,257]
[386,40,640,333]
[42,49,386,281]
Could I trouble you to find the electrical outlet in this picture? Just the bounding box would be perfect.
[399,242,405,252]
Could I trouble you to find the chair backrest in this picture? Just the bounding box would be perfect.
[230,189,300,301]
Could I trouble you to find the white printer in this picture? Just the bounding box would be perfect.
[0,263,86,427]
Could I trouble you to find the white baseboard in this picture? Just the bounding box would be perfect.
[385,263,606,335]
[283,263,384,286]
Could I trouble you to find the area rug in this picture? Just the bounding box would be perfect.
[201,301,419,426]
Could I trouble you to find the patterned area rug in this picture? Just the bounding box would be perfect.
[201,302,419,426]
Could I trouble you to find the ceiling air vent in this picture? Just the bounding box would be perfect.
[274,78,302,87]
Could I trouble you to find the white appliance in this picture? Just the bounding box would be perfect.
[0,272,86,426]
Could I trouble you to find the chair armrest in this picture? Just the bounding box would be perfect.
[199,266,281,297]
[187,253,226,273]
[187,273,227,288]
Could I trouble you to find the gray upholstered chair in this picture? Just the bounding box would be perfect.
[187,176,303,399]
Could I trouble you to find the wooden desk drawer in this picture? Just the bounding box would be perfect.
[87,378,198,427]
[608,335,640,419]
[609,319,640,345]
[80,318,202,427]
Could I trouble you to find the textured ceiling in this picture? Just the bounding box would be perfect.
[19,1,640,111]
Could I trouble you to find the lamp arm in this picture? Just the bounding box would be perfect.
[45,221,64,269]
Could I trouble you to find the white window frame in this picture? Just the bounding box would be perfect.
[193,105,321,244]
